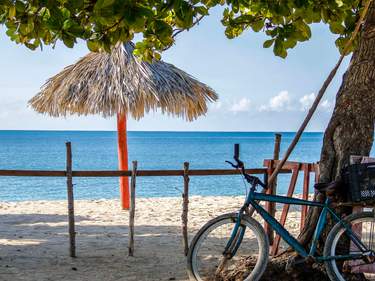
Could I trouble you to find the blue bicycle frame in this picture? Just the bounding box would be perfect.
[224,185,370,262]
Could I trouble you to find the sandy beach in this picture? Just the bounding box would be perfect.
[0,196,303,281]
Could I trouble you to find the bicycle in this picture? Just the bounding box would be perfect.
[187,144,375,281]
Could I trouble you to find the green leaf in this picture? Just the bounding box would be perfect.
[0,12,7,22]
[63,36,74,48]
[195,6,209,16]
[335,0,344,7]
[224,26,243,39]
[263,39,274,48]
[294,0,308,8]
[25,42,38,50]
[94,0,115,11]
[60,8,71,19]
[19,22,34,35]
[251,20,264,32]
[296,20,311,38]
[273,39,287,58]
[329,22,345,34]
[5,28,14,37]
[15,1,24,13]
[175,1,194,28]
[62,19,73,30]
[8,5,15,18]
[284,39,297,49]
[87,40,100,52]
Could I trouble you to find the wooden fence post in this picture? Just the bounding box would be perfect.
[66,142,76,258]
[271,163,301,255]
[314,163,320,183]
[182,162,190,256]
[128,161,137,256]
[301,163,310,230]
[264,133,281,245]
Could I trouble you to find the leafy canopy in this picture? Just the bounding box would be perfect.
[0,0,363,60]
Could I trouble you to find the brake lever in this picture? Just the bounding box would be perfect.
[225,160,238,169]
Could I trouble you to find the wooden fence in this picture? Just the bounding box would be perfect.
[0,138,319,257]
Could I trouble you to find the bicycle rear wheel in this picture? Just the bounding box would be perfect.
[187,213,269,281]
[324,211,375,281]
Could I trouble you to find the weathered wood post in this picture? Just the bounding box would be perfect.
[314,163,320,183]
[66,142,76,258]
[182,162,190,256]
[301,163,310,230]
[128,161,137,256]
[264,133,281,245]
[271,163,301,255]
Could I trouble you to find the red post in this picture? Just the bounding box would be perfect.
[117,113,129,210]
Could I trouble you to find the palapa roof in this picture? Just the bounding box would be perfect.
[29,42,218,121]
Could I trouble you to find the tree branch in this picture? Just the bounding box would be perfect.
[160,14,205,52]
[172,15,205,38]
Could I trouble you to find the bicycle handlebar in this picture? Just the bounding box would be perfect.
[228,144,267,189]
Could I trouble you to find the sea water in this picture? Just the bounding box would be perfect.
[0,131,328,201]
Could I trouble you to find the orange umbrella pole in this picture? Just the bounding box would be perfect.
[117,113,130,210]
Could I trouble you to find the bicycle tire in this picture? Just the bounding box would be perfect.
[324,211,375,281]
[187,212,269,281]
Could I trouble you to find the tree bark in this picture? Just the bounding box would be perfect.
[298,1,375,249]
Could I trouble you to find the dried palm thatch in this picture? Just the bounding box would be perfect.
[29,42,218,121]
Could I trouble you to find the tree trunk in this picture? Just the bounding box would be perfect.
[298,1,375,249]
[223,3,375,281]
[268,2,375,280]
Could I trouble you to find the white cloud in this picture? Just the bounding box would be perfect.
[299,93,315,111]
[259,91,291,112]
[320,99,332,111]
[229,98,251,113]
[299,93,333,112]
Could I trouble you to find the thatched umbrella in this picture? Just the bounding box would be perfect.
[29,42,218,209]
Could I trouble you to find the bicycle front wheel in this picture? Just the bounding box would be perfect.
[324,211,375,281]
[187,213,269,281]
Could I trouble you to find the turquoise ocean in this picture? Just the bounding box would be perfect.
[0,131,338,201]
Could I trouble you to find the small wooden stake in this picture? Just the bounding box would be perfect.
[128,161,137,256]
[66,142,76,258]
[182,162,190,256]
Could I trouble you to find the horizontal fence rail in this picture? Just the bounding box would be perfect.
[0,168,296,178]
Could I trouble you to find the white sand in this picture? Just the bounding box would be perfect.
[0,196,303,281]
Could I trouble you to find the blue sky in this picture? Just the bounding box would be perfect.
[0,7,350,132]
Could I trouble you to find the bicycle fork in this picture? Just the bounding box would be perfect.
[214,210,247,277]
[223,207,248,258]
